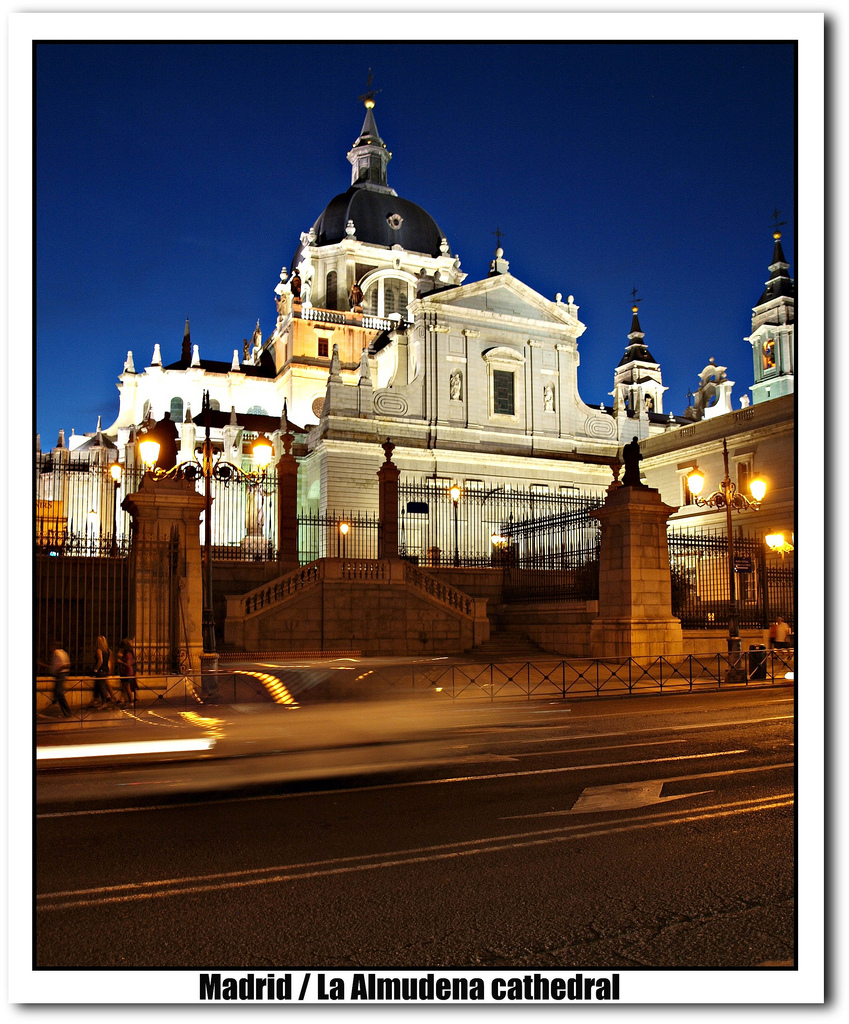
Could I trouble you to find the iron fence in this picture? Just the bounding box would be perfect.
[298,510,381,562]
[398,479,604,571]
[668,527,795,630]
[36,453,281,562]
[35,544,133,675]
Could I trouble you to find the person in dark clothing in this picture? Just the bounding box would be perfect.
[48,641,73,717]
[116,639,138,706]
[91,635,116,707]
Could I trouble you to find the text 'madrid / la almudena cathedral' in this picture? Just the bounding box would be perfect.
[42,90,795,548]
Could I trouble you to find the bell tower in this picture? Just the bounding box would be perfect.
[745,225,794,405]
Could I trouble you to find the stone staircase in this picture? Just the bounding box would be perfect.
[468,630,554,661]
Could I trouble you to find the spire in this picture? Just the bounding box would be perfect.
[757,227,794,305]
[123,350,135,373]
[347,72,392,190]
[328,343,343,382]
[151,344,162,366]
[618,293,656,366]
[191,344,201,367]
[181,318,191,363]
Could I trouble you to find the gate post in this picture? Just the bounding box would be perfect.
[276,427,300,572]
[122,474,206,674]
[378,438,400,559]
[589,482,684,660]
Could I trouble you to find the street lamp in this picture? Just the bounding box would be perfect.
[766,531,794,555]
[339,521,350,558]
[137,392,273,654]
[449,484,461,567]
[109,462,122,556]
[87,508,98,548]
[686,439,767,680]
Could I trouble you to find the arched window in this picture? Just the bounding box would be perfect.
[361,275,412,319]
[325,271,338,310]
[169,397,184,423]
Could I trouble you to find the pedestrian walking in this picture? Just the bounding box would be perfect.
[48,641,73,717]
[774,615,792,649]
[116,639,138,706]
[90,635,116,707]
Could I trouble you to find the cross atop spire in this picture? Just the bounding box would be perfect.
[771,207,787,236]
[357,68,382,109]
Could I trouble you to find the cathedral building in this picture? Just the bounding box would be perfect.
[38,94,794,558]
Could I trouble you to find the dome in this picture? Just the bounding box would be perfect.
[293,185,450,269]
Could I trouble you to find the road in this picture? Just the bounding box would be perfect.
[36,687,794,969]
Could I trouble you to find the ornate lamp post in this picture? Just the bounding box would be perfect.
[450,484,461,567]
[339,521,350,558]
[137,391,274,653]
[109,462,122,556]
[686,438,766,679]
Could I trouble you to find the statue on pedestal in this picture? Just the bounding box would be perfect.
[621,436,645,487]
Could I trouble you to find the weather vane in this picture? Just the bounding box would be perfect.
[358,69,382,107]
[631,287,641,306]
[771,208,787,232]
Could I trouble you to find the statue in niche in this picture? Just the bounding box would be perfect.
[450,370,463,401]
[543,382,555,412]
[621,435,646,488]
[409,329,422,380]
[289,270,301,300]
[350,281,363,310]
[644,394,654,412]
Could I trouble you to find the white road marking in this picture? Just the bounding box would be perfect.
[569,780,714,813]
[36,793,794,912]
[38,748,751,818]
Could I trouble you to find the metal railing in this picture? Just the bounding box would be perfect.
[668,527,795,630]
[318,649,796,702]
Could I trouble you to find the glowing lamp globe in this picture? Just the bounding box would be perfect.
[138,438,161,469]
[749,476,767,502]
[686,468,705,496]
[252,434,273,468]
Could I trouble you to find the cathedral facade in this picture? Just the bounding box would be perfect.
[40,95,794,553]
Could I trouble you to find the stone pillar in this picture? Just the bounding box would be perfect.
[377,438,400,559]
[276,430,300,572]
[122,474,206,673]
[589,484,684,660]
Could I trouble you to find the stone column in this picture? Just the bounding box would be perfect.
[589,484,683,660]
[377,438,400,559]
[123,474,206,673]
[276,430,300,572]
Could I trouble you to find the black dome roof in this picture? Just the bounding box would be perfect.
[306,185,449,260]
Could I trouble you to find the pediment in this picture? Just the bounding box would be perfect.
[421,274,580,329]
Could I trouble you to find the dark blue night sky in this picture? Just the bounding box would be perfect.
[35,40,795,446]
